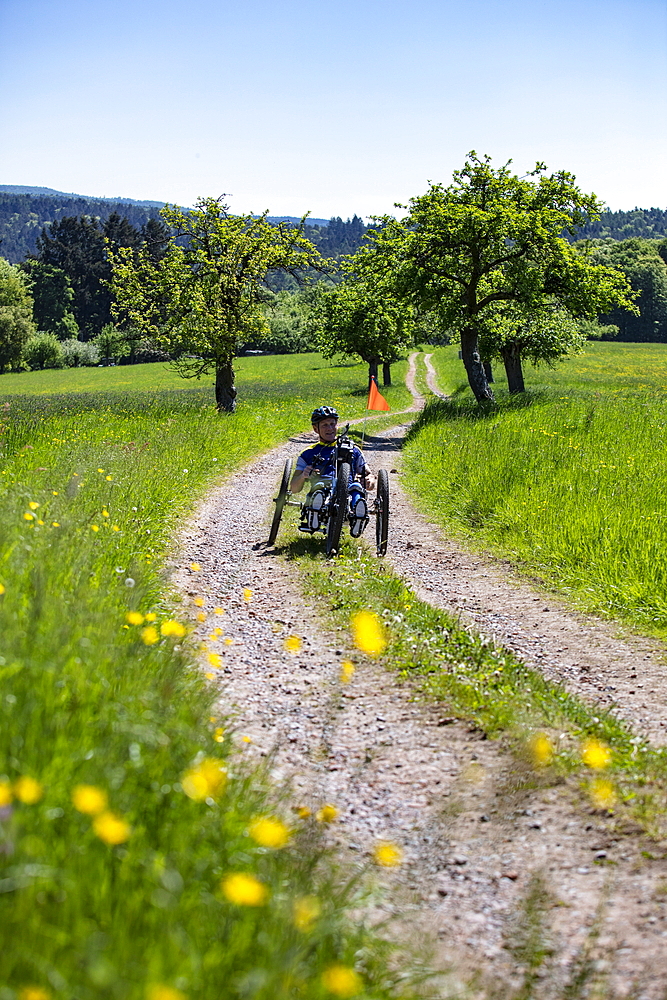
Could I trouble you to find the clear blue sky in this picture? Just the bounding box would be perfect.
[1,0,665,219]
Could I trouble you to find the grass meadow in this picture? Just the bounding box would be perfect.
[0,356,416,1000]
[408,342,667,637]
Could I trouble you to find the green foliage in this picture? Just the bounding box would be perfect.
[94,324,131,363]
[20,260,79,339]
[22,331,63,370]
[0,258,36,374]
[588,238,667,341]
[252,289,319,354]
[61,339,100,367]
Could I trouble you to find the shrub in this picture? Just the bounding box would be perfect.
[61,338,100,367]
[22,331,64,370]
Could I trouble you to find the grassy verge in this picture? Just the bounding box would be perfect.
[286,532,667,837]
[404,342,667,639]
[0,356,419,1000]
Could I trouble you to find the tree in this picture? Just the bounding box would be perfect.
[586,239,667,342]
[23,331,63,370]
[109,198,326,411]
[20,259,79,339]
[0,257,36,373]
[93,324,131,365]
[356,153,636,402]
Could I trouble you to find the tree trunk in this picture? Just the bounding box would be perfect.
[460,328,494,402]
[482,360,494,383]
[215,361,237,412]
[368,359,379,388]
[501,342,525,393]
[382,362,392,386]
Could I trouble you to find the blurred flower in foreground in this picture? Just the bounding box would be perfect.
[293,895,321,931]
[316,804,339,824]
[249,816,290,849]
[14,776,43,804]
[182,758,227,801]
[340,660,355,684]
[529,732,554,767]
[351,611,386,656]
[190,563,201,572]
[126,611,144,625]
[213,727,225,743]
[321,965,362,997]
[295,805,311,819]
[140,626,159,645]
[72,785,107,816]
[372,841,403,867]
[19,987,51,1000]
[589,777,617,810]
[207,653,222,669]
[193,597,204,607]
[221,873,268,906]
[196,611,207,623]
[93,811,131,845]
[582,738,611,770]
[243,588,253,602]
[284,635,302,654]
[146,986,187,1000]
[161,620,186,638]
[0,780,13,806]
[0,583,5,595]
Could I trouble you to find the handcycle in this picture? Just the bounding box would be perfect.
[267,425,389,557]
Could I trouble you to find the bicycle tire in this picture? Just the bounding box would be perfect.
[375,468,389,556]
[268,458,293,545]
[326,461,351,557]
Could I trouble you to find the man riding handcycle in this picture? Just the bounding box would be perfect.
[267,405,389,557]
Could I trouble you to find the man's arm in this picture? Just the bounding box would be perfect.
[290,465,313,493]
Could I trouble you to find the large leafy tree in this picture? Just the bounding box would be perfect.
[109,198,326,411]
[588,238,667,342]
[356,153,635,401]
[20,260,79,339]
[0,257,36,373]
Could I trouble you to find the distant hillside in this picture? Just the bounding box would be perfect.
[576,207,667,241]
[0,185,165,208]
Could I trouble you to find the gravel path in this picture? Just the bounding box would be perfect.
[168,358,667,996]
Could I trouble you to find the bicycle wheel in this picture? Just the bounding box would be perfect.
[375,468,389,556]
[268,458,293,545]
[325,461,351,557]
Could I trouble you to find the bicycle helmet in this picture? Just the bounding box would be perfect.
[311,405,339,424]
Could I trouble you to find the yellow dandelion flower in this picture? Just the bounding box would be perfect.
[214,606,225,615]
[14,776,43,804]
[93,811,131,845]
[209,628,223,639]
[293,895,321,931]
[213,727,225,743]
[321,965,362,997]
[196,611,207,623]
[140,625,159,645]
[193,597,204,607]
[529,732,554,767]
[126,611,144,625]
[316,804,338,824]
[52,491,58,496]
[102,509,109,518]
[224,637,233,645]
[97,468,104,473]
[0,583,5,596]
[351,610,387,656]
[91,525,99,532]
[249,816,290,849]
[145,612,157,622]
[296,805,311,819]
[28,501,39,510]
[340,660,355,683]
[190,562,201,572]
[242,736,252,743]
[105,475,112,481]
[207,653,222,669]
[36,520,44,525]
[205,672,215,680]
[19,987,51,1000]
[181,758,227,801]
[372,841,403,867]
[221,872,268,906]
[23,512,34,521]
[589,777,617,810]
[243,588,252,602]
[161,620,186,637]
[51,521,60,528]
[582,738,611,770]
[112,525,120,531]
[146,986,187,1000]
[72,784,108,815]
[284,635,302,654]
[0,779,13,806]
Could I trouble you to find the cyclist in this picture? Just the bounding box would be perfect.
[290,406,375,537]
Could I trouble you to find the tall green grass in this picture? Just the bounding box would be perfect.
[405,342,667,636]
[0,357,416,1000]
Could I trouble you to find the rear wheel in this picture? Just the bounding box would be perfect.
[268,458,293,545]
[326,462,351,558]
[375,469,389,556]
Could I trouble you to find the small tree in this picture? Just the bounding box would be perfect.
[23,332,63,370]
[0,257,36,373]
[93,325,130,364]
[61,339,100,367]
[20,260,79,339]
[110,198,326,410]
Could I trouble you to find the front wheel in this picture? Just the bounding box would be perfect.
[326,462,351,558]
[375,469,389,556]
[268,458,293,545]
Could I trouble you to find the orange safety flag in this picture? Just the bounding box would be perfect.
[367,379,390,411]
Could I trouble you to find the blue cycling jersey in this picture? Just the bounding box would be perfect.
[296,442,368,480]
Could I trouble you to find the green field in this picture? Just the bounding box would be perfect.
[406,342,667,636]
[0,355,415,1000]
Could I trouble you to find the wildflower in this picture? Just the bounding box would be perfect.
[14,776,43,804]
[105,475,112,481]
[529,733,554,767]
[209,628,223,639]
[321,965,362,997]
[19,988,51,1000]
[221,872,268,906]
[72,784,108,815]
[190,562,201,572]
[196,611,207,623]
[249,816,290,849]
[316,804,338,824]
[91,525,99,532]
[207,653,222,669]
[340,660,355,683]
[193,597,204,607]
[296,805,311,819]
[37,520,45,525]
[51,522,60,528]
[23,512,34,521]
[589,777,617,810]
[52,491,58,496]
[205,672,215,680]
[182,758,227,801]
[372,841,403,867]
[351,610,387,656]
[284,635,302,654]
[97,468,104,473]
[124,578,135,588]
[224,638,233,645]
[582,738,611,770]
[161,620,186,637]
[214,607,225,615]
[126,611,144,625]
[243,588,252,602]
[0,583,5,596]
[28,501,39,510]
[242,736,252,744]
[112,525,120,531]
[141,626,159,645]
[146,987,187,1000]
[93,811,131,844]
[145,612,157,622]
[102,509,109,518]
[293,895,321,931]
[213,727,225,743]
[0,780,13,806]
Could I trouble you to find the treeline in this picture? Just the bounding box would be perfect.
[576,206,667,241]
